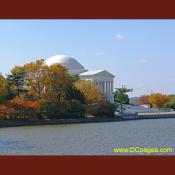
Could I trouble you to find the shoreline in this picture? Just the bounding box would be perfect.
[1,113,175,128]
[0,117,122,128]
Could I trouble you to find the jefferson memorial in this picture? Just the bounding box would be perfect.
[45,55,115,103]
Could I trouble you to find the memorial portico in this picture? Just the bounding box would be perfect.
[79,70,115,102]
[45,55,115,103]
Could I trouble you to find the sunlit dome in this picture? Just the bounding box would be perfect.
[45,55,87,75]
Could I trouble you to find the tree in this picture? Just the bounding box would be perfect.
[114,87,133,112]
[6,66,26,98]
[65,85,86,104]
[74,80,106,104]
[44,64,73,102]
[41,100,85,119]
[86,101,116,117]
[24,59,48,100]
[139,95,150,105]
[0,73,7,103]
[164,96,175,110]
[71,74,80,82]
[148,93,170,109]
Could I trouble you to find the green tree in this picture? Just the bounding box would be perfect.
[6,66,26,98]
[114,87,133,112]
[87,101,116,117]
[72,74,80,82]
[66,85,86,104]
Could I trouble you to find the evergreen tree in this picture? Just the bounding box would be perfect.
[114,87,133,112]
[6,66,26,98]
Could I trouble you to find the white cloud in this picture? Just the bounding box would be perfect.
[138,58,148,64]
[115,34,125,40]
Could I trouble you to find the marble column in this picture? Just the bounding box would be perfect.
[111,81,113,102]
[104,82,106,93]
[103,81,105,93]
[111,81,114,102]
[106,81,109,101]
[109,82,111,101]
[100,82,102,92]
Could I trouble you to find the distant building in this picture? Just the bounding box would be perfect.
[45,55,115,102]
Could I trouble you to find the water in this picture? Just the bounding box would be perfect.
[0,118,175,155]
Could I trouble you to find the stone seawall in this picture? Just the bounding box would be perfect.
[139,112,175,119]
[0,117,122,128]
[0,112,175,128]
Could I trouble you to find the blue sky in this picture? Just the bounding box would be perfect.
[0,20,175,97]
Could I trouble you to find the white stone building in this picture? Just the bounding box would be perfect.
[45,55,115,102]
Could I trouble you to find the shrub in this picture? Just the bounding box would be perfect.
[87,101,116,117]
[41,100,85,119]
[0,104,16,120]
[41,100,69,119]
[6,98,41,120]
[68,99,86,118]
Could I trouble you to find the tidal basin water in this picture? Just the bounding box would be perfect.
[0,118,175,155]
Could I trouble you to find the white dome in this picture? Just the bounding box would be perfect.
[45,55,86,75]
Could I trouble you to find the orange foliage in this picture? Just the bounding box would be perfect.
[4,98,42,120]
[24,59,48,100]
[8,98,41,111]
[44,64,73,102]
[148,93,170,109]
[0,104,16,117]
[75,80,106,104]
[139,95,149,105]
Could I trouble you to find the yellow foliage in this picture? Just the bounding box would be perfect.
[44,64,73,102]
[24,59,48,99]
[148,93,170,109]
[75,80,106,104]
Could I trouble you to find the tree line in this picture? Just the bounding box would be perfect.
[139,93,175,110]
[114,87,175,111]
[0,59,116,121]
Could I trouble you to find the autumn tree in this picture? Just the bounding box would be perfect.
[44,64,73,102]
[0,73,7,103]
[148,93,170,109]
[164,96,175,110]
[139,95,150,105]
[24,59,48,100]
[74,80,106,104]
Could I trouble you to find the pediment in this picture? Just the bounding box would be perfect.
[94,70,115,78]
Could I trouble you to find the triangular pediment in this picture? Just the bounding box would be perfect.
[95,70,115,78]
[80,69,115,78]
